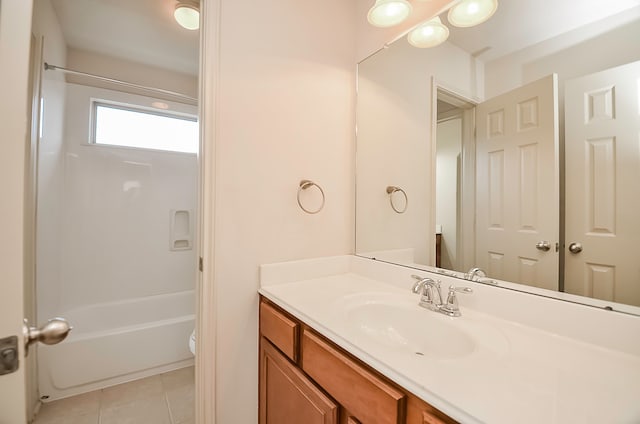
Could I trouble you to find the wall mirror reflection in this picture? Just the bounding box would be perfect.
[355,0,640,313]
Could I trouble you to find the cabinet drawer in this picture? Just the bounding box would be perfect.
[301,329,405,424]
[260,301,299,362]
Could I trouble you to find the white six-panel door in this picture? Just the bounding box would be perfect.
[475,75,559,290]
[564,60,640,307]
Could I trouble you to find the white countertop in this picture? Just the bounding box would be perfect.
[259,255,640,424]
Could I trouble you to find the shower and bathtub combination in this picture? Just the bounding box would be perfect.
[38,290,195,399]
[35,74,199,401]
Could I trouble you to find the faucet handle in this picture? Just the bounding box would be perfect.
[410,275,424,293]
[450,286,473,294]
[411,275,437,294]
[440,285,473,317]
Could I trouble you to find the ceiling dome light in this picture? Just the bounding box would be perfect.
[367,0,412,28]
[448,0,498,28]
[408,16,449,48]
[174,1,200,30]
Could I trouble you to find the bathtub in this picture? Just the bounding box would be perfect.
[38,290,195,401]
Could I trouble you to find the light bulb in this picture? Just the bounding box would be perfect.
[408,16,449,48]
[448,0,498,28]
[367,0,413,28]
[174,3,199,30]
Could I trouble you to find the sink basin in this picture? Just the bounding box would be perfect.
[333,292,477,359]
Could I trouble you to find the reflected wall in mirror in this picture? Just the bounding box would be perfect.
[355,0,640,313]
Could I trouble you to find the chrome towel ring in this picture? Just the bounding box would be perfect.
[297,180,325,214]
[386,186,408,214]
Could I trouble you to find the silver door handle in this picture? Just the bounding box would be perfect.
[535,241,551,251]
[568,242,583,254]
[23,318,72,355]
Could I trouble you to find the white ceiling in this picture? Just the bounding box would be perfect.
[50,0,640,75]
[51,0,199,76]
[444,0,640,62]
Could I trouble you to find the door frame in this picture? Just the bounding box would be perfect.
[24,32,44,423]
[432,81,478,272]
[196,0,220,423]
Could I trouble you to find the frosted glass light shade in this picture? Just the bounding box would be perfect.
[408,17,449,48]
[174,3,200,30]
[448,0,498,28]
[367,0,412,28]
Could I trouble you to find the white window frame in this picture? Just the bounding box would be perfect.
[90,99,199,154]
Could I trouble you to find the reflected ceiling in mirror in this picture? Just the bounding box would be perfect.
[355,0,640,314]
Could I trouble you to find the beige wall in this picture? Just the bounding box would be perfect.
[212,0,356,422]
[210,3,467,420]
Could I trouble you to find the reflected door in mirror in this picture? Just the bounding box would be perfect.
[475,75,559,291]
[564,60,640,307]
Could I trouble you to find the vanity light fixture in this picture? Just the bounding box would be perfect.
[367,0,413,28]
[447,0,498,28]
[174,0,200,30]
[408,16,449,48]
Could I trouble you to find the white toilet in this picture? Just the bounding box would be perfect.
[189,329,196,355]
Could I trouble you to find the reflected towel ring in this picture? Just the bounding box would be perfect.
[297,180,325,214]
[386,186,408,214]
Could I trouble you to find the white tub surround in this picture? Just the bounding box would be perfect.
[35,83,198,402]
[259,255,640,424]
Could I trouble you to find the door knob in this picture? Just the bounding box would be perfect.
[568,242,583,254]
[535,241,551,252]
[22,318,72,355]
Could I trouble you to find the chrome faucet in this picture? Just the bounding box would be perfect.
[411,275,443,311]
[465,267,486,281]
[410,275,472,317]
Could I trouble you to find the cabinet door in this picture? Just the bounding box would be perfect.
[260,337,338,424]
[406,393,458,424]
[301,329,406,424]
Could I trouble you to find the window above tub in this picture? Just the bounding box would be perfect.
[91,101,199,154]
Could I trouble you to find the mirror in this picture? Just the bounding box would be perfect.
[355,0,640,313]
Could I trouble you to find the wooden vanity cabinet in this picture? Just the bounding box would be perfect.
[259,298,458,424]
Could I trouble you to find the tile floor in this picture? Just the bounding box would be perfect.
[33,366,194,424]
